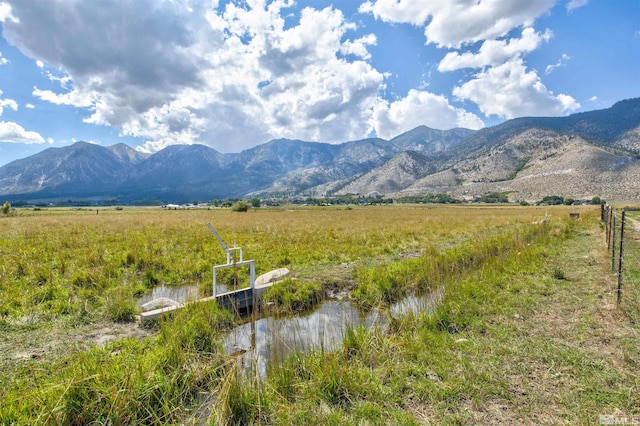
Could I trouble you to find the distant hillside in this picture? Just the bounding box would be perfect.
[0,98,638,203]
[327,99,640,202]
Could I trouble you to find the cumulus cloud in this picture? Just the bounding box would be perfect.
[362,0,580,124]
[2,0,404,152]
[361,0,555,48]
[4,0,554,153]
[0,51,7,65]
[372,89,484,139]
[438,28,552,71]
[0,121,45,143]
[452,59,580,119]
[0,1,17,23]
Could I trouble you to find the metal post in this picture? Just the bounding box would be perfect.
[607,207,613,250]
[611,215,616,271]
[617,211,625,305]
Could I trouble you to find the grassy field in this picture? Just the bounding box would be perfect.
[0,204,637,424]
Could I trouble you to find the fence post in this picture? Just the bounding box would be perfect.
[608,206,614,250]
[601,204,605,221]
[611,214,616,271]
[617,211,625,305]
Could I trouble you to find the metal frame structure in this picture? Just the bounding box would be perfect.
[208,223,255,298]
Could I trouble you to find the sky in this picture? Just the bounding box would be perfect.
[0,0,638,166]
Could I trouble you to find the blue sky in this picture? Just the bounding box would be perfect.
[0,0,638,166]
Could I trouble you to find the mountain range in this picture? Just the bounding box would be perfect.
[0,98,638,204]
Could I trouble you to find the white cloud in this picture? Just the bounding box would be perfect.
[566,0,588,12]
[0,1,17,23]
[25,103,35,109]
[453,59,580,119]
[361,0,555,48]
[2,0,493,153]
[35,59,43,68]
[340,33,377,60]
[0,51,7,65]
[3,0,400,152]
[43,70,72,88]
[32,86,95,108]
[0,121,45,143]
[0,90,18,115]
[544,53,570,74]
[588,96,598,102]
[0,98,18,114]
[372,89,484,139]
[439,28,552,71]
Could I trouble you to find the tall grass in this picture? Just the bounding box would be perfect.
[0,205,555,328]
[351,219,557,309]
[0,301,233,424]
[0,205,594,423]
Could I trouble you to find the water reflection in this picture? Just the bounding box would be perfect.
[137,283,201,306]
[389,286,444,319]
[224,288,442,377]
[224,301,387,377]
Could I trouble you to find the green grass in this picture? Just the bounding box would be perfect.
[2,205,635,424]
[262,278,323,313]
[216,209,638,424]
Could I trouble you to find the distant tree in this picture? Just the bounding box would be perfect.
[479,192,509,203]
[563,197,575,206]
[231,200,250,212]
[212,199,219,207]
[1,202,11,215]
[251,198,261,208]
[591,196,605,205]
[539,195,564,205]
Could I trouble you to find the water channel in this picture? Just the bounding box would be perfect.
[140,283,443,377]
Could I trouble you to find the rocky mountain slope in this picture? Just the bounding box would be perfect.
[326,99,640,202]
[0,98,638,203]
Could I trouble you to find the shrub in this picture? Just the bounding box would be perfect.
[231,200,250,212]
[1,201,12,215]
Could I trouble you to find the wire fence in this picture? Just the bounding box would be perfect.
[603,205,640,342]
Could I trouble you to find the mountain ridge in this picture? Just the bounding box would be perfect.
[1,98,639,203]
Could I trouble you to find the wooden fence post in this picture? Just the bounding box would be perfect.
[617,211,625,305]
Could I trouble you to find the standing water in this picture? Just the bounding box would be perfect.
[223,286,444,377]
[137,283,201,307]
